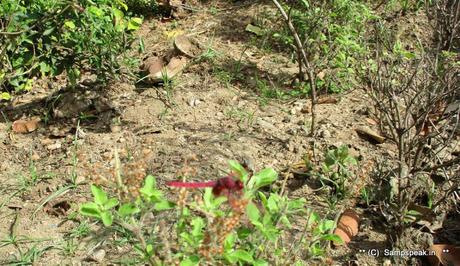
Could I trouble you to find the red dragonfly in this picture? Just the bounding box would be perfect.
[166,174,244,197]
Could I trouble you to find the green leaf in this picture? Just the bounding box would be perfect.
[251,168,277,190]
[154,200,175,211]
[0,92,11,101]
[39,62,51,75]
[191,217,204,237]
[180,232,194,245]
[308,211,320,225]
[104,198,119,210]
[128,17,143,30]
[266,194,280,213]
[100,211,113,226]
[112,8,125,31]
[180,256,200,266]
[234,250,254,263]
[258,192,268,207]
[229,250,254,263]
[245,24,264,36]
[223,232,236,250]
[246,202,260,223]
[228,160,249,183]
[287,198,306,211]
[91,185,108,205]
[237,227,251,239]
[254,259,269,266]
[64,21,76,30]
[79,202,101,218]
[87,6,104,17]
[43,27,55,35]
[321,234,343,243]
[23,79,33,91]
[118,203,140,217]
[203,188,227,209]
[116,0,128,11]
[280,215,292,228]
[319,220,335,232]
[139,37,145,53]
[145,244,153,255]
[140,175,163,202]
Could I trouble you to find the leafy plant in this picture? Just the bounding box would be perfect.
[272,0,376,93]
[80,185,120,226]
[0,0,143,97]
[385,0,431,14]
[267,0,376,135]
[319,145,358,200]
[79,160,340,264]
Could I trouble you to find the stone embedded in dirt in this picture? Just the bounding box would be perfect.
[110,124,122,133]
[300,104,310,114]
[46,141,62,151]
[87,249,106,263]
[256,118,277,132]
[290,106,302,115]
[49,126,72,137]
[12,117,40,133]
[31,152,40,161]
[174,35,202,58]
[333,209,360,246]
[188,98,202,107]
[319,129,332,138]
[282,116,292,123]
[53,93,91,119]
[260,105,279,117]
[355,126,385,144]
[428,244,460,266]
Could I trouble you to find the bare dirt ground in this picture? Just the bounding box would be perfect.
[0,1,458,265]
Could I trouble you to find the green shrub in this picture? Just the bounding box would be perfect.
[272,0,377,93]
[125,0,158,15]
[0,0,143,99]
[79,160,341,264]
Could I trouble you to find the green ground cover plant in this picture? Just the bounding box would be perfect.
[0,0,143,99]
[79,160,342,265]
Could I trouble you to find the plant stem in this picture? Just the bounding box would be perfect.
[271,0,318,135]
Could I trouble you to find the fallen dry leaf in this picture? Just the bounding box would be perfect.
[12,117,40,133]
[141,55,187,83]
[31,152,40,161]
[174,35,201,58]
[141,56,165,81]
[428,244,460,266]
[365,118,378,125]
[355,126,385,144]
[41,138,54,146]
[333,209,360,246]
[317,96,337,104]
[317,71,326,80]
[166,56,187,77]
[45,200,71,217]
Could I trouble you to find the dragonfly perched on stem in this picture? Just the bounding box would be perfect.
[166,174,244,197]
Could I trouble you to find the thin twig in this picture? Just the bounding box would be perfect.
[270,0,318,135]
